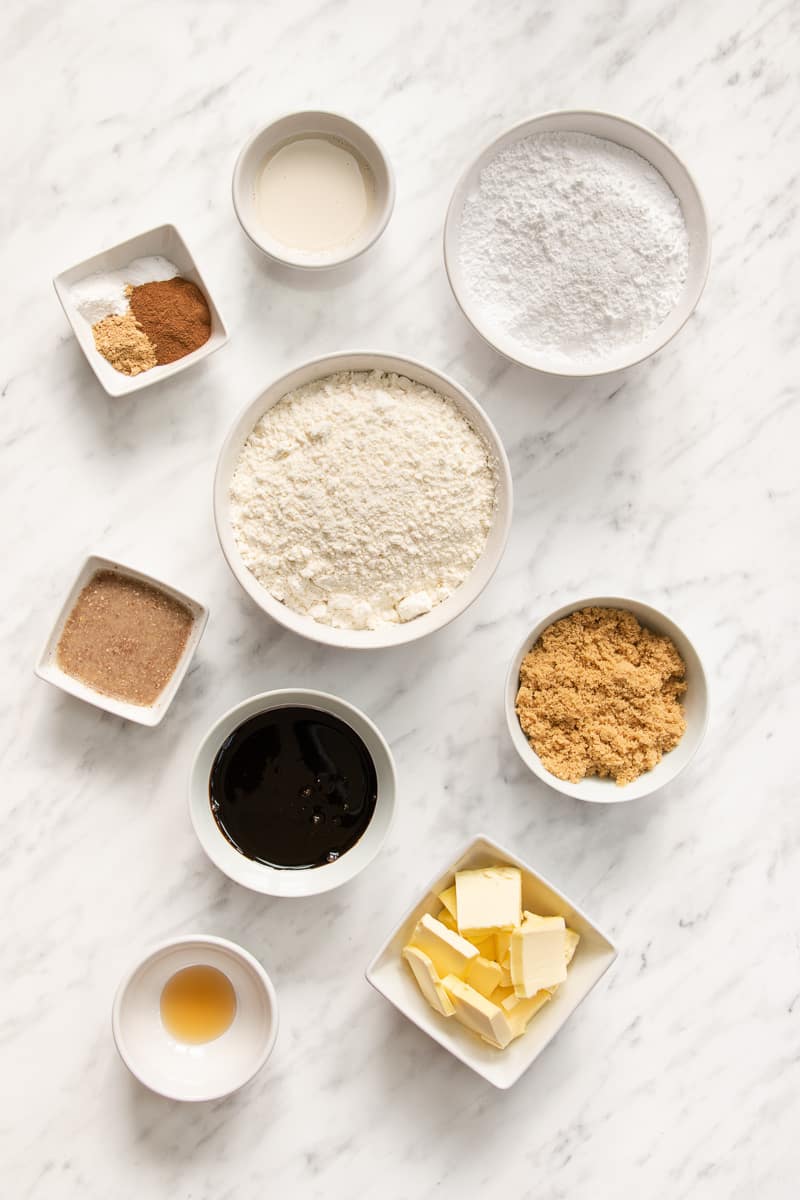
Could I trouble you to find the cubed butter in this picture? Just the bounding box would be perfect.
[565,927,580,965]
[455,866,522,935]
[402,946,455,1017]
[511,912,567,997]
[438,885,458,918]
[409,913,478,979]
[437,907,458,931]
[466,955,503,998]
[442,975,514,1049]
[494,930,512,965]
[501,988,552,1038]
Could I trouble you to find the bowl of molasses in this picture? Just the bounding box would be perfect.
[189,689,396,897]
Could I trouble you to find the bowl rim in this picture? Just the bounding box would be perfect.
[212,349,513,649]
[443,108,712,378]
[52,221,230,397]
[231,109,396,269]
[188,687,397,896]
[504,595,710,802]
[365,832,618,1088]
[111,933,279,1102]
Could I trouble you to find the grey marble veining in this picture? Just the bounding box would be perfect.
[1,0,799,1196]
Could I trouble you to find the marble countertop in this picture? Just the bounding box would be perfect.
[2,0,798,1196]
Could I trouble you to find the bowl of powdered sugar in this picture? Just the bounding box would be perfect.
[214,352,512,648]
[444,110,710,376]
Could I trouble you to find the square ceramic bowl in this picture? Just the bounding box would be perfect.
[366,834,617,1089]
[35,554,208,726]
[53,223,229,397]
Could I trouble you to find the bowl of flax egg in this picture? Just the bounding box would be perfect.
[504,597,709,802]
[213,350,513,650]
[35,555,208,726]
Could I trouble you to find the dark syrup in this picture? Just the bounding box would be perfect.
[209,706,378,869]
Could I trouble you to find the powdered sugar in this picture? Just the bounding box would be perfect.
[458,131,690,363]
[229,371,497,630]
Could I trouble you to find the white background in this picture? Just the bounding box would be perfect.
[2,1,798,1197]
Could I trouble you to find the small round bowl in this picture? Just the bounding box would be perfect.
[232,110,395,269]
[505,596,709,802]
[444,110,711,377]
[112,935,278,1102]
[190,689,396,896]
[213,350,513,649]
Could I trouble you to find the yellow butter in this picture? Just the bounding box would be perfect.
[511,912,567,997]
[409,913,478,979]
[455,866,522,935]
[466,955,503,998]
[403,946,455,1017]
[442,974,514,1048]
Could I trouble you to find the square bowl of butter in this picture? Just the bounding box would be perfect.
[365,834,617,1089]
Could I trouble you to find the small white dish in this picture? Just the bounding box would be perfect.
[366,834,617,1089]
[213,350,513,649]
[505,596,709,802]
[53,223,229,397]
[190,689,396,897]
[444,109,711,377]
[35,553,208,727]
[112,934,278,1102]
[232,111,395,268]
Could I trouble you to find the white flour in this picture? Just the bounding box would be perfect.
[230,371,496,630]
[458,131,690,362]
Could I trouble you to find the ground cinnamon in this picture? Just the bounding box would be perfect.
[127,277,211,365]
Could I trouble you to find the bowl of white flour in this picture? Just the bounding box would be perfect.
[214,352,513,648]
[444,110,710,377]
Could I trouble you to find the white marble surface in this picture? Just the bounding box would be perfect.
[2,0,798,1196]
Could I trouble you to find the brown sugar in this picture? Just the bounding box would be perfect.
[515,607,687,786]
[56,570,194,707]
[127,277,211,365]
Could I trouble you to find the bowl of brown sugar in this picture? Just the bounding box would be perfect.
[505,597,709,802]
[35,555,208,726]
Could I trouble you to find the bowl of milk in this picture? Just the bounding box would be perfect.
[232,110,395,269]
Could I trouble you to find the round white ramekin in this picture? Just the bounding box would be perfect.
[444,109,711,377]
[232,110,395,269]
[505,596,709,802]
[112,935,278,1102]
[189,689,397,896]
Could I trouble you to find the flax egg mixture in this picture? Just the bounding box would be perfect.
[209,706,378,869]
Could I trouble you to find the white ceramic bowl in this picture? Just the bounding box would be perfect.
[213,350,513,649]
[190,689,396,897]
[366,833,617,1089]
[232,111,395,268]
[112,935,278,1102]
[53,223,229,397]
[34,553,208,727]
[444,110,711,377]
[505,596,710,802]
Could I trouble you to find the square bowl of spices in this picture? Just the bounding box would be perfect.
[365,834,617,1089]
[53,224,228,397]
[35,555,208,726]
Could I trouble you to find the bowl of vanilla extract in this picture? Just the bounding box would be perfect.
[190,689,397,897]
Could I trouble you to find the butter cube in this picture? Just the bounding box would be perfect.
[442,975,514,1049]
[494,930,512,965]
[438,885,458,919]
[565,928,580,966]
[402,946,455,1017]
[501,988,551,1038]
[455,866,522,935]
[436,907,458,931]
[511,913,567,997]
[463,930,496,953]
[409,913,478,979]
[466,955,503,998]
